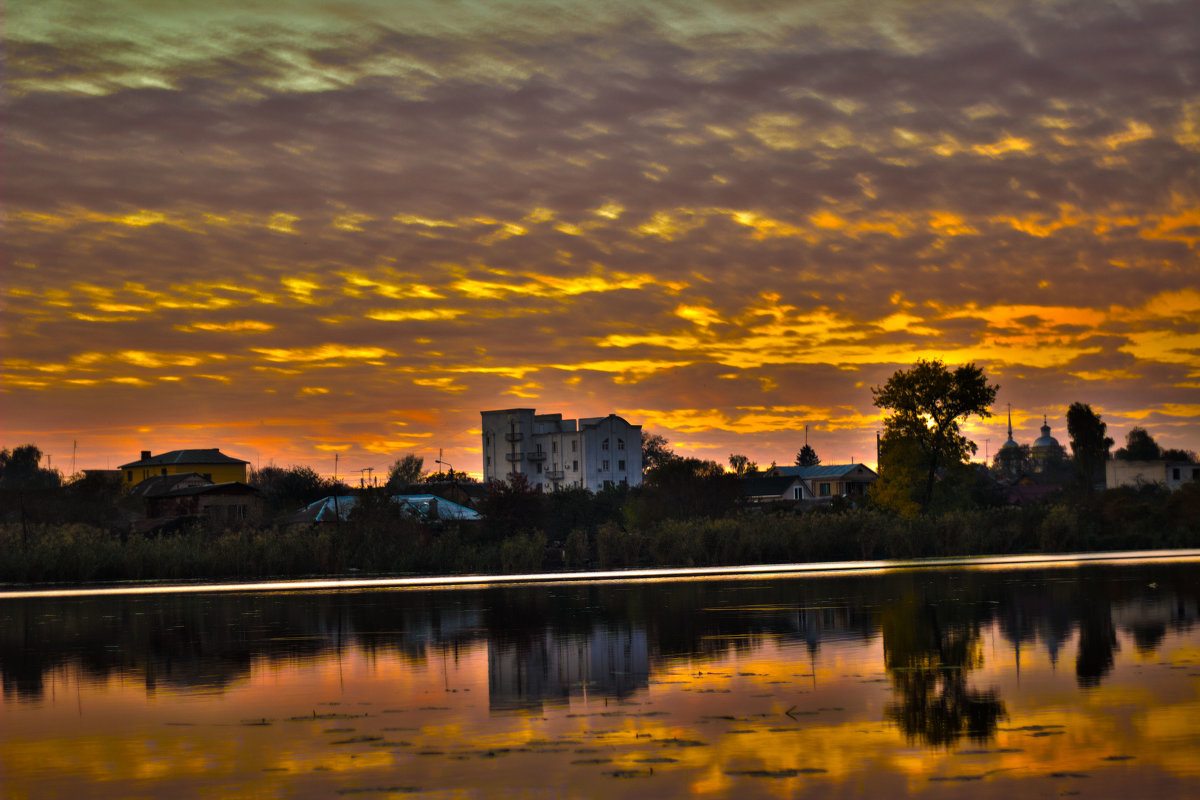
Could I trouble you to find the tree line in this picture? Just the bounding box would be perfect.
[2,358,1198,583]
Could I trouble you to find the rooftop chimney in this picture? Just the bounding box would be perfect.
[141,450,152,461]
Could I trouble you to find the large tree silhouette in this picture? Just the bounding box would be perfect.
[872,360,998,512]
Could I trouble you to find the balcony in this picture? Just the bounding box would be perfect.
[505,432,523,442]
[545,469,565,480]
[505,452,524,462]
[527,450,547,462]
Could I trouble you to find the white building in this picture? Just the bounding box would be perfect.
[480,408,642,491]
[1107,459,1200,491]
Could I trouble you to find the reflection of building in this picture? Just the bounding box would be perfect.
[1107,460,1200,491]
[488,625,649,711]
[481,408,642,490]
[119,448,250,487]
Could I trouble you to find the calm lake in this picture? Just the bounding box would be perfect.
[4,554,1200,799]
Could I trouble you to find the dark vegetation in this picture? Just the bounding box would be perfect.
[2,362,1198,585]
[3,455,1199,585]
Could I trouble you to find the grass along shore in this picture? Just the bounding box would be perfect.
[3,482,1199,585]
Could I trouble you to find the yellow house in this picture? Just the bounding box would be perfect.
[119,449,250,487]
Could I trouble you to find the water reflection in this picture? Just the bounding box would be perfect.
[4,562,1200,798]
[4,566,1199,706]
[882,591,1006,745]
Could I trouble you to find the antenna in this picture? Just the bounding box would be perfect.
[72,440,77,476]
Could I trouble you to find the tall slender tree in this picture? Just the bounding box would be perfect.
[1066,403,1113,492]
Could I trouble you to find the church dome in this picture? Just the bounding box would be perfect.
[1031,415,1065,473]
[1032,416,1060,451]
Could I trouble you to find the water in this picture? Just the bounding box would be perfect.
[4,555,1200,798]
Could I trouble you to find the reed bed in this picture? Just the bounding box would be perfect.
[2,481,1197,585]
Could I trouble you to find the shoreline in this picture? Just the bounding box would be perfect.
[5,547,1200,599]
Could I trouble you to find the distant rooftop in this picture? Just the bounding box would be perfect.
[770,464,878,479]
[119,449,250,469]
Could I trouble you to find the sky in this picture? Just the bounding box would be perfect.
[4,0,1199,479]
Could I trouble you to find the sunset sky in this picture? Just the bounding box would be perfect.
[4,0,1199,479]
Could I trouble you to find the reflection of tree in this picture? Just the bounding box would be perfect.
[1076,580,1119,687]
[882,595,1006,746]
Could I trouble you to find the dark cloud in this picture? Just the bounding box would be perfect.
[3,0,1197,471]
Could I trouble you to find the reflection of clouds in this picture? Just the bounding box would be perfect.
[5,0,1199,468]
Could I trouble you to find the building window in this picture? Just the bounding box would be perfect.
[573,460,579,471]
[1173,468,1181,480]
[486,456,491,467]
[794,487,802,500]
[536,462,542,474]
[618,460,625,471]
[127,470,133,481]
[819,482,831,497]
[617,438,625,450]
[552,441,558,453]
[602,459,609,471]
[602,439,609,451]
[572,440,577,452]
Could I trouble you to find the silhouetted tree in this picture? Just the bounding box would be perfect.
[386,454,426,490]
[641,432,678,475]
[0,444,61,491]
[250,465,346,517]
[872,360,998,512]
[480,472,545,540]
[423,468,471,483]
[992,443,1033,476]
[727,453,757,476]
[60,470,125,526]
[637,458,740,522]
[795,444,820,467]
[1067,403,1113,493]
[1115,427,1161,461]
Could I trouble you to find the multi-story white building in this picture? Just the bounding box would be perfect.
[480,408,642,491]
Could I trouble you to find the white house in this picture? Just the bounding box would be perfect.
[1107,460,1200,491]
[481,408,642,491]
